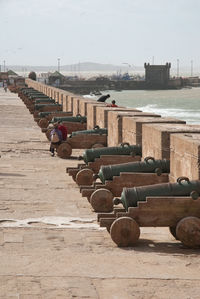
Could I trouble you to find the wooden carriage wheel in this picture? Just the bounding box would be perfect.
[33,111,39,118]
[57,143,72,159]
[169,226,179,240]
[110,217,140,247]
[90,188,114,212]
[176,216,200,248]
[76,168,94,186]
[38,118,49,128]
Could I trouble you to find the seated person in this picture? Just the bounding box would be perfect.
[106,100,118,107]
[111,100,118,107]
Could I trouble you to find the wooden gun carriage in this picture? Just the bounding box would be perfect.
[98,196,200,249]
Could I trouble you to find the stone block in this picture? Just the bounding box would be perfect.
[108,111,161,147]
[72,97,81,116]
[79,98,95,117]
[58,93,63,105]
[142,123,200,160]
[122,117,186,146]
[62,95,68,112]
[170,133,200,182]
[96,106,140,129]
[87,102,107,129]
[67,95,74,112]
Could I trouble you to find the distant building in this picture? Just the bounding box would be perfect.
[48,71,66,86]
[144,63,171,88]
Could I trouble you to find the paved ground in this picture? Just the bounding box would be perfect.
[0,87,200,299]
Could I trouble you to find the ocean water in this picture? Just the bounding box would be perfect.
[87,88,200,124]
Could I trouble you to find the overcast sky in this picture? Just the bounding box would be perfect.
[1,0,200,68]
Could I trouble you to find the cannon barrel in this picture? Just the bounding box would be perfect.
[29,94,50,100]
[70,127,107,137]
[34,99,55,104]
[51,115,87,123]
[117,177,200,211]
[34,103,62,110]
[82,143,142,164]
[38,111,72,119]
[98,157,170,184]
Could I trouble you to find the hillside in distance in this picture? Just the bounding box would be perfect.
[8,62,141,72]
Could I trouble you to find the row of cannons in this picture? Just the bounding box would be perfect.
[16,86,200,249]
[18,87,108,158]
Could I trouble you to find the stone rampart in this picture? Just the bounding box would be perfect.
[25,79,200,181]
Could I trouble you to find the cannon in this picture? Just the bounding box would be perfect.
[36,111,73,128]
[82,143,141,164]
[51,128,108,159]
[21,91,46,102]
[66,143,142,185]
[114,177,200,211]
[44,115,87,138]
[28,98,56,113]
[81,157,170,212]
[51,115,87,124]
[97,157,170,184]
[98,192,200,248]
[70,126,107,137]
[33,103,62,117]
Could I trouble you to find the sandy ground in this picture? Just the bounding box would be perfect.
[0,87,200,299]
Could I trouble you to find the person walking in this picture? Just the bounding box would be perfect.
[4,82,7,92]
[49,123,63,156]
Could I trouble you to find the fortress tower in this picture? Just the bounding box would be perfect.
[144,62,171,88]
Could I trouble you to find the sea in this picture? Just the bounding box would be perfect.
[84,88,200,124]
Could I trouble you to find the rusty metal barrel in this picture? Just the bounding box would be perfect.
[51,115,87,123]
[70,127,107,137]
[116,177,200,211]
[82,143,142,164]
[98,157,168,184]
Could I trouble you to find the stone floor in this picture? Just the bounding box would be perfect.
[0,88,200,299]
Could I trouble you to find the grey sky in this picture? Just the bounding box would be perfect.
[1,0,200,68]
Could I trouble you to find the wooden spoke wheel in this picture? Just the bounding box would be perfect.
[76,169,94,186]
[90,189,114,212]
[110,217,140,247]
[176,217,200,248]
[57,143,72,159]
[38,118,49,128]
[92,143,105,149]
[33,111,39,118]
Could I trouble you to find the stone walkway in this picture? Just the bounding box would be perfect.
[0,88,200,299]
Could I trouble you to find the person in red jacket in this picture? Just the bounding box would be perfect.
[111,100,118,107]
[58,121,68,141]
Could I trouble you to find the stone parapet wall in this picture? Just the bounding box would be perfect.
[170,133,200,182]
[86,103,107,129]
[142,123,200,160]
[96,107,136,129]
[107,111,161,147]
[122,117,186,146]
[79,99,96,117]
[25,79,200,181]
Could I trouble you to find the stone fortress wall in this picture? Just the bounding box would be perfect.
[26,78,200,183]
